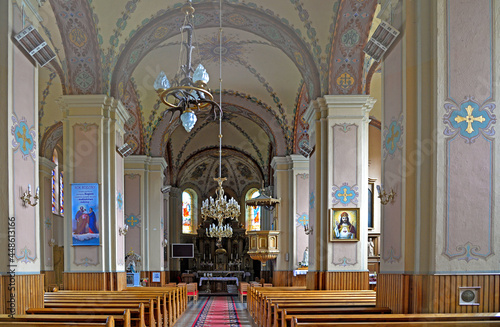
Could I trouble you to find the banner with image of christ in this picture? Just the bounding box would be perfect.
[71,183,100,246]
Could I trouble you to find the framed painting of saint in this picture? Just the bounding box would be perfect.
[71,183,100,246]
[329,208,359,241]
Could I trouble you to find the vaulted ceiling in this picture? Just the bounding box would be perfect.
[37,0,379,198]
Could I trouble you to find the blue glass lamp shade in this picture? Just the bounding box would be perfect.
[180,109,197,132]
[193,64,209,84]
[154,71,170,91]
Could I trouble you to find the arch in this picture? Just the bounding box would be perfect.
[110,2,321,100]
[182,188,198,234]
[40,121,63,159]
[327,0,378,95]
[245,188,261,231]
[49,0,103,94]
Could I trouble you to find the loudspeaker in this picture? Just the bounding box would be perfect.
[117,143,133,157]
[14,25,56,67]
[363,20,400,62]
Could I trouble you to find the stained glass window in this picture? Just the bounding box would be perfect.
[51,150,59,214]
[246,188,261,231]
[60,172,64,214]
[182,189,197,234]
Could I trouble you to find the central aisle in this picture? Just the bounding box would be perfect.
[174,296,256,327]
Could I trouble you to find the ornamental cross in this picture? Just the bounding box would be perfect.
[387,124,400,151]
[337,188,353,202]
[17,125,32,152]
[339,73,353,88]
[454,105,485,134]
[126,216,138,227]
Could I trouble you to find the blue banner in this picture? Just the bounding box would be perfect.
[71,183,99,246]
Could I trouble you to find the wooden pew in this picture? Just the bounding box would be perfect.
[247,286,306,319]
[292,320,500,326]
[27,307,144,327]
[256,291,376,327]
[277,306,391,327]
[289,313,500,327]
[186,283,198,303]
[264,296,376,327]
[125,285,187,325]
[42,303,151,327]
[238,282,248,303]
[44,293,158,327]
[0,315,116,327]
[0,322,113,327]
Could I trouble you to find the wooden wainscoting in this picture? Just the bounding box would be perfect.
[63,272,126,291]
[377,273,410,314]
[1,274,44,315]
[377,274,500,314]
[306,271,369,290]
[273,271,307,287]
[41,270,56,290]
[429,274,500,313]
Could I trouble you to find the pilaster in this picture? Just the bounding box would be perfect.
[59,95,130,279]
[162,185,182,273]
[305,94,375,290]
[124,155,167,274]
[39,157,56,274]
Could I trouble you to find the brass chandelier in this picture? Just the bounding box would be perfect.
[200,0,240,253]
[154,0,221,132]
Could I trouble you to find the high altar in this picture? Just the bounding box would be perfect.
[181,218,257,292]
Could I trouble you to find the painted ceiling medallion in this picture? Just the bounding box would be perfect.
[443,96,496,143]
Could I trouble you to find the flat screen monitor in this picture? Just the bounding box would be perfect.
[171,243,194,258]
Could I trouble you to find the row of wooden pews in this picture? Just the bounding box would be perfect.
[247,285,500,327]
[2,284,188,327]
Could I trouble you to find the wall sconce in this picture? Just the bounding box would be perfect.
[48,238,56,247]
[20,184,39,207]
[119,224,129,236]
[304,224,313,235]
[161,238,168,247]
[377,185,396,205]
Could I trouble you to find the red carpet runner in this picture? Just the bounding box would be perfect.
[192,296,241,327]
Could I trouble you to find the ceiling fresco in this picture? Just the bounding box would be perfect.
[37,0,379,189]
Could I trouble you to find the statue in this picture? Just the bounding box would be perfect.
[368,238,375,257]
[300,247,309,267]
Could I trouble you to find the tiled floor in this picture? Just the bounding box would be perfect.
[174,295,257,327]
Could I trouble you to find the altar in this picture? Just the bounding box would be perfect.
[199,276,239,293]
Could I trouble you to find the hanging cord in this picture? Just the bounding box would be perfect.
[218,0,223,179]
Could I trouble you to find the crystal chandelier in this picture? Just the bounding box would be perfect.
[153,0,221,132]
[206,223,233,238]
[200,0,240,254]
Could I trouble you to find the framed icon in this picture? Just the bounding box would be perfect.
[329,208,359,241]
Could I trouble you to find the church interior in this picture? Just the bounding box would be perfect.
[1,0,500,325]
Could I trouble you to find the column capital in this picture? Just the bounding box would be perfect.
[162,185,181,196]
[39,156,56,175]
[320,95,376,121]
[125,155,168,172]
[270,156,291,170]
[57,95,130,127]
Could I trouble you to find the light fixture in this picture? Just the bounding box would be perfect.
[377,185,396,205]
[119,224,129,236]
[161,238,168,247]
[200,0,240,254]
[154,0,222,132]
[20,184,39,207]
